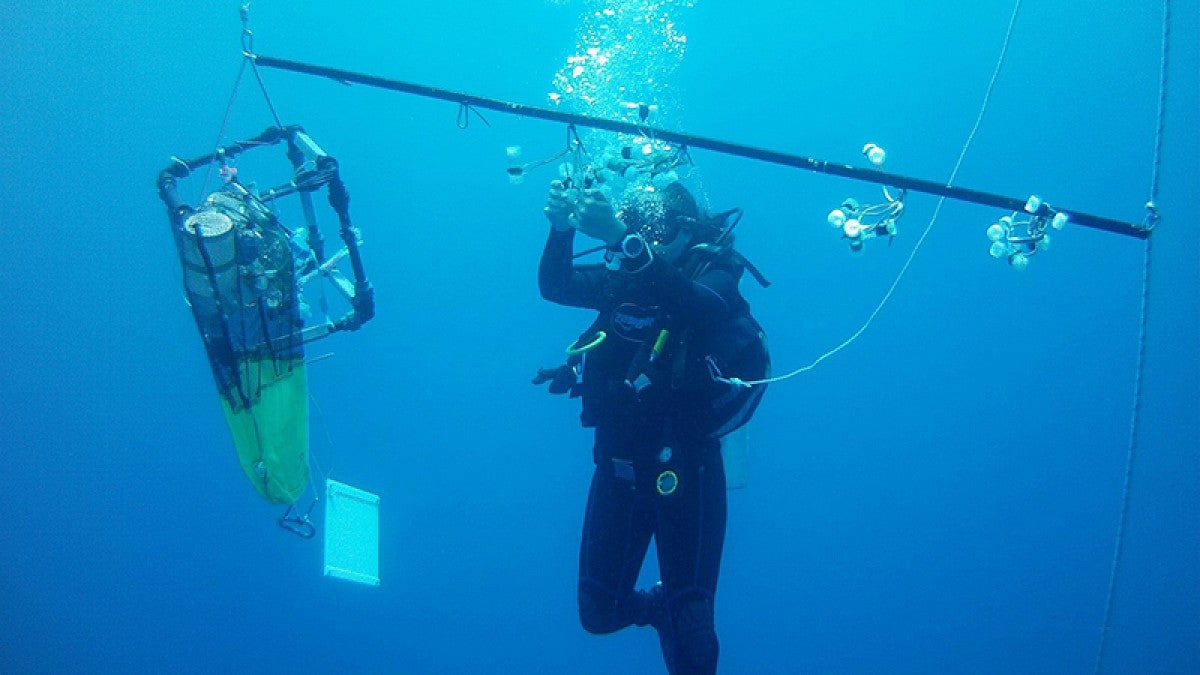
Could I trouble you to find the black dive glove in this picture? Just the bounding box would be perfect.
[532,364,578,395]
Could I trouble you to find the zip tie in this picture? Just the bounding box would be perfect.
[456,102,491,129]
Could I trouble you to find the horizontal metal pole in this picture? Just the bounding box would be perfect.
[251,53,1149,240]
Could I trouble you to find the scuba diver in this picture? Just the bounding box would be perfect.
[536,176,769,674]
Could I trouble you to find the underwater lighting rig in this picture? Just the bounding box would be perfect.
[826,143,907,254]
[242,54,1150,242]
[985,195,1071,270]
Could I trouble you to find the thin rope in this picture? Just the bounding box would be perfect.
[1094,2,1169,672]
[307,390,337,486]
[250,61,285,129]
[1093,238,1154,673]
[1147,0,1171,215]
[749,0,1023,385]
[198,59,248,202]
[240,3,284,129]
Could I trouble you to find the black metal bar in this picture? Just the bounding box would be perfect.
[157,125,300,218]
[324,164,375,331]
[251,53,1149,240]
[287,138,328,263]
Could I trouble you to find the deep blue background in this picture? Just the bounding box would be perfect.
[1,1,1197,673]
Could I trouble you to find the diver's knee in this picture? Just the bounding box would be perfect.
[579,606,619,635]
[578,584,621,635]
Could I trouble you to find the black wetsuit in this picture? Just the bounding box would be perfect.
[539,227,766,675]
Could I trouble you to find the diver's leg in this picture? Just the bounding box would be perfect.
[653,451,727,675]
[577,463,657,634]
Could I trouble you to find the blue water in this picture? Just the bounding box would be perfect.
[1,1,1197,673]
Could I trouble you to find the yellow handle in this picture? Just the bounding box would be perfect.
[650,329,670,361]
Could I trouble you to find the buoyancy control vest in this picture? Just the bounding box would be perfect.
[574,280,770,458]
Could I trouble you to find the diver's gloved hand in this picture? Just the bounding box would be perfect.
[544,180,578,232]
[575,189,627,246]
[532,364,577,395]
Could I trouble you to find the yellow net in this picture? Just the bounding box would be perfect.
[220,357,310,504]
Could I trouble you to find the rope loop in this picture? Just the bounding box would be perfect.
[456,102,492,129]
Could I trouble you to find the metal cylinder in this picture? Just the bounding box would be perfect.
[181,208,239,329]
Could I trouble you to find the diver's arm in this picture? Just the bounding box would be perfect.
[538,227,607,309]
[626,246,740,322]
[662,263,740,323]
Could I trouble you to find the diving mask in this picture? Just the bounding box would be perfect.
[620,205,694,248]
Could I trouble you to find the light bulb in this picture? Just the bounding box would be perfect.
[862,143,886,166]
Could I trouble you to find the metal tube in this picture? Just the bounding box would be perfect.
[251,54,1149,240]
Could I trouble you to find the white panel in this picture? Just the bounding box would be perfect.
[323,479,381,586]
